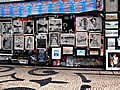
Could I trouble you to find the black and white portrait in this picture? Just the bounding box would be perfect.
[36,19,48,33]
[1,22,12,34]
[89,33,101,48]
[13,19,23,33]
[24,21,34,35]
[76,17,88,31]
[76,32,88,47]
[25,36,34,50]
[49,19,62,32]
[14,35,24,50]
[36,34,47,49]
[88,17,102,32]
[61,33,75,45]
[2,34,13,50]
[49,32,60,47]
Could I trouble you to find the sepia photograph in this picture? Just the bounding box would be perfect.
[25,36,34,50]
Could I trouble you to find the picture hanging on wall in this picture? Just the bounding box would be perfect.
[52,48,61,59]
[117,36,120,47]
[61,33,75,45]
[36,33,47,49]
[13,19,23,34]
[63,46,73,55]
[105,21,118,29]
[36,19,48,33]
[106,50,120,70]
[49,32,60,47]
[14,34,24,50]
[107,38,115,50]
[24,21,34,35]
[0,35,2,49]
[105,13,118,20]
[49,19,62,32]
[25,36,34,50]
[37,49,46,62]
[76,32,88,47]
[105,30,118,37]
[76,48,86,56]
[88,17,102,32]
[89,33,101,48]
[66,56,73,66]
[89,49,100,56]
[2,34,13,50]
[1,22,12,34]
[76,17,88,31]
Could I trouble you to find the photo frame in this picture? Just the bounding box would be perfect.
[107,38,116,50]
[105,30,118,37]
[105,13,118,20]
[89,33,101,48]
[76,48,87,56]
[52,47,61,59]
[106,50,120,70]
[62,46,73,55]
[76,32,88,47]
[89,49,100,56]
[105,21,118,29]
[24,21,34,35]
[37,49,46,62]
[25,36,34,50]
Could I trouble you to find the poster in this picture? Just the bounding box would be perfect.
[13,19,23,33]
[52,48,61,59]
[107,38,115,50]
[76,49,86,56]
[62,15,74,33]
[14,35,24,50]
[61,33,75,45]
[2,34,13,50]
[105,13,118,20]
[106,50,120,70]
[24,21,34,35]
[105,21,118,29]
[66,56,73,66]
[49,32,60,47]
[37,49,46,62]
[105,30,118,37]
[49,19,62,32]
[36,19,48,33]
[25,36,34,50]
[89,33,101,48]
[36,33,47,49]
[63,46,73,55]
[88,17,102,32]
[76,32,88,47]
[76,17,88,31]
[1,22,12,34]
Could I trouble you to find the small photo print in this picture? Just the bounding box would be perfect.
[24,21,34,35]
[1,22,12,34]
[63,46,73,55]
[25,36,34,50]
[107,38,115,50]
[105,13,118,20]
[76,49,86,56]
[52,48,61,59]
[105,30,118,37]
[105,21,118,29]
[89,49,100,56]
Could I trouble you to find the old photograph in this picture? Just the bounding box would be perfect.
[107,38,115,50]
[36,33,47,49]
[13,19,23,33]
[36,19,48,33]
[49,32,60,47]
[25,36,34,50]
[49,19,62,32]
[1,22,12,34]
[14,35,24,50]
[76,32,88,47]
[89,33,101,48]
[61,33,75,45]
[24,21,34,35]
[105,13,118,20]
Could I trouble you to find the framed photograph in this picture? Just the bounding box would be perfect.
[37,49,46,62]
[52,48,61,59]
[24,21,34,35]
[36,33,47,49]
[105,30,118,37]
[14,35,24,50]
[25,36,34,50]
[0,35,2,49]
[36,19,48,33]
[66,56,73,66]
[76,17,88,31]
[61,33,75,45]
[107,38,115,50]
[106,50,120,70]
[89,33,101,48]
[88,17,102,32]
[105,21,118,29]
[13,19,23,34]
[63,46,73,55]
[76,32,88,47]
[49,19,62,32]
[105,13,118,20]
[1,22,12,34]
[76,48,86,56]
[49,32,60,47]
[89,49,100,56]
[2,34,13,50]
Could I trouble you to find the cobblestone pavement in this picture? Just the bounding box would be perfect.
[0,65,120,90]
